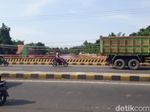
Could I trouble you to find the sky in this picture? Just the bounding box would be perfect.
[0,0,150,47]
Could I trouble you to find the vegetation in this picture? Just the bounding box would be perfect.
[0,23,150,55]
[130,26,150,36]
[26,42,48,55]
[0,23,17,54]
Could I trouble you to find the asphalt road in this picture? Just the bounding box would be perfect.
[0,65,150,74]
[0,80,150,112]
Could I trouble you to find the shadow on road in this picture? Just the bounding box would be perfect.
[7,82,23,89]
[5,99,35,106]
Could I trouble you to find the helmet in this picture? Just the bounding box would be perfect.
[56,52,60,57]
[56,52,59,55]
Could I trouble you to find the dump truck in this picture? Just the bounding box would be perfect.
[100,36,150,70]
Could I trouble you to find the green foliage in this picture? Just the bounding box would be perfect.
[1,22,150,55]
[82,41,99,54]
[13,40,24,45]
[130,26,150,36]
[69,46,82,55]
[25,42,48,55]
[69,26,150,55]
[59,47,69,54]
[109,32,116,36]
[69,40,100,55]
[0,23,17,54]
[108,32,125,37]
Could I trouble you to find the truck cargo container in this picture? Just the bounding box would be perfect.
[100,36,150,70]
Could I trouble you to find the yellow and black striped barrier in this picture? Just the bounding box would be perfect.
[4,57,150,66]
[5,57,107,66]
[0,72,150,82]
[5,58,53,65]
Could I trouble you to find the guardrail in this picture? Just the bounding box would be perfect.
[2,56,150,66]
[4,57,107,65]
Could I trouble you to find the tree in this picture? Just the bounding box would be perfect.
[13,40,24,45]
[130,26,150,36]
[109,32,116,36]
[25,42,48,55]
[0,23,16,54]
[108,32,125,37]
[69,46,81,55]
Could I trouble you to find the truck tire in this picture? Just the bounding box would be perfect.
[113,59,125,69]
[128,59,140,70]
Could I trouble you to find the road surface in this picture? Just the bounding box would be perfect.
[0,65,150,74]
[0,80,150,112]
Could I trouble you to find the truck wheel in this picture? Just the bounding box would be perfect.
[113,59,125,69]
[128,59,140,70]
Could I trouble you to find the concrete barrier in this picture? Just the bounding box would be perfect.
[1,72,150,82]
[5,57,107,65]
[4,57,150,66]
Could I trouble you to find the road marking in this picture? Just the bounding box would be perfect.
[6,79,150,86]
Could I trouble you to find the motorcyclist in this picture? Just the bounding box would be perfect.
[55,52,63,64]
[52,52,68,67]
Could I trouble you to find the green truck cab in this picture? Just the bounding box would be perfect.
[100,36,150,70]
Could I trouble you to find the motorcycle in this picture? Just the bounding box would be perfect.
[52,57,68,67]
[0,80,9,106]
[0,57,9,66]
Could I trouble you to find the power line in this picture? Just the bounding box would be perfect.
[0,37,98,46]
[0,43,100,49]
[0,46,100,51]
[44,38,97,44]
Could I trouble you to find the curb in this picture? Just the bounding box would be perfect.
[0,72,150,82]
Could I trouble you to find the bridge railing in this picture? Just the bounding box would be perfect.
[3,56,107,65]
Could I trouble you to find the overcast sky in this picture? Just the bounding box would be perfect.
[0,0,150,47]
